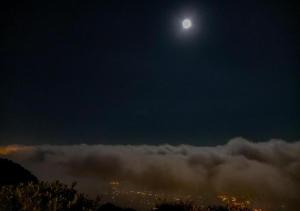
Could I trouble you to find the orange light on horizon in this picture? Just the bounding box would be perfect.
[0,145,33,155]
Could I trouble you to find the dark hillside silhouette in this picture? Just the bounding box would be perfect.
[0,158,38,186]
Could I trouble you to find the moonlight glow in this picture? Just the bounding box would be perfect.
[182,18,192,29]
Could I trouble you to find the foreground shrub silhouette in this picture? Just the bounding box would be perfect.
[0,158,38,186]
[0,181,101,211]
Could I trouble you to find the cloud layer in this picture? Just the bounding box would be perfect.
[1,138,300,210]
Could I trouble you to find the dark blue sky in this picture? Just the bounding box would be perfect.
[1,0,299,145]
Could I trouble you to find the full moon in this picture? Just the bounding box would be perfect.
[182,18,192,29]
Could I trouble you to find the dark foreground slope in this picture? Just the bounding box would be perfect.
[0,158,38,186]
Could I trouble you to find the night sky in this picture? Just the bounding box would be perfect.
[1,0,299,145]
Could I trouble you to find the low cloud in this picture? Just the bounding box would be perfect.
[1,138,300,210]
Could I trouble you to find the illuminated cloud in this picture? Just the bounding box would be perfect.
[1,138,300,210]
